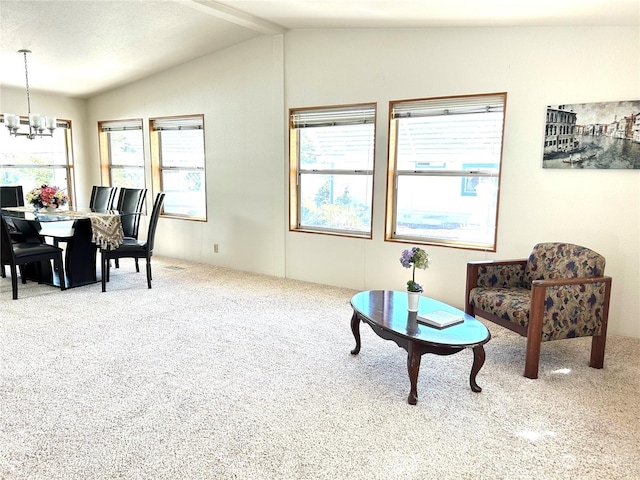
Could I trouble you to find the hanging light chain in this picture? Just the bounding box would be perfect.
[21,49,32,115]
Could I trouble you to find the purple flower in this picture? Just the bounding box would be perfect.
[399,247,430,292]
[399,249,414,268]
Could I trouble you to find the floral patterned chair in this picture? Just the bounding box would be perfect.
[464,243,612,379]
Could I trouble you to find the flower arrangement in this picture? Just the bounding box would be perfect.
[26,184,69,209]
[400,246,431,292]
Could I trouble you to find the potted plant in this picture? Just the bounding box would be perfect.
[399,246,431,311]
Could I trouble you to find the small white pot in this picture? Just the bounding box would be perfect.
[407,291,421,312]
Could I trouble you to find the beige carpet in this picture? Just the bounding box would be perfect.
[1,257,639,479]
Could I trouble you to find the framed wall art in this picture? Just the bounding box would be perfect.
[542,100,640,169]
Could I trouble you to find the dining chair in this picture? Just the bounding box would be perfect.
[1,212,66,299]
[113,187,147,271]
[0,185,24,207]
[100,192,165,292]
[0,185,27,275]
[89,185,117,212]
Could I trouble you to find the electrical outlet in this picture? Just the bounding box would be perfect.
[214,244,219,253]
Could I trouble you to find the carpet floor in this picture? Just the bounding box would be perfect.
[1,257,639,479]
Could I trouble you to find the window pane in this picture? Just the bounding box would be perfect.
[0,125,72,199]
[161,169,206,218]
[299,173,372,233]
[299,123,374,170]
[160,130,205,168]
[109,130,144,166]
[395,175,498,247]
[0,128,69,166]
[0,167,70,197]
[396,112,504,171]
[110,166,145,189]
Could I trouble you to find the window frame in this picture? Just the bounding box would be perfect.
[289,103,377,239]
[149,114,207,221]
[98,118,146,190]
[385,92,507,251]
[0,115,76,205]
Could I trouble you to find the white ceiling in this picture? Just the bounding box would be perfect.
[1,0,639,99]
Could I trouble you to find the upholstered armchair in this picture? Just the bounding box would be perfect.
[465,242,612,379]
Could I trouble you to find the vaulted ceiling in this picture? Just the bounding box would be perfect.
[1,0,638,98]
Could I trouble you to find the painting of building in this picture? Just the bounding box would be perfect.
[542,100,640,169]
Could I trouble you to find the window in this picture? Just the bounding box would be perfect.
[98,119,145,188]
[150,115,206,220]
[0,116,75,203]
[386,93,506,251]
[289,104,376,237]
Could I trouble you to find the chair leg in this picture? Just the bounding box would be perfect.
[101,254,108,292]
[115,258,119,269]
[590,335,607,369]
[525,287,545,379]
[135,258,140,273]
[524,335,541,379]
[55,254,66,291]
[146,259,152,289]
[1,265,5,278]
[10,264,18,299]
[19,265,27,284]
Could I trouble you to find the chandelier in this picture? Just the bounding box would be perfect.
[3,50,56,139]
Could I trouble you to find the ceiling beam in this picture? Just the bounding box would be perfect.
[179,0,286,35]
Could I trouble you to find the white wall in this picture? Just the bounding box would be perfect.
[284,27,640,338]
[86,35,286,276]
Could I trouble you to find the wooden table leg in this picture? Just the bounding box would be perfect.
[470,344,485,393]
[350,311,361,355]
[407,341,422,405]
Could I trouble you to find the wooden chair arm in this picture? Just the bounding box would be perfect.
[531,275,612,288]
[467,259,528,267]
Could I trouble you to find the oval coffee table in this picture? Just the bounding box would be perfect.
[350,290,491,405]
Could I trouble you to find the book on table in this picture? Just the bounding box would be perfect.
[417,310,464,329]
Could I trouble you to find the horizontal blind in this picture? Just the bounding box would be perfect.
[150,115,203,131]
[392,93,505,119]
[393,94,506,170]
[291,105,375,128]
[100,119,142,132]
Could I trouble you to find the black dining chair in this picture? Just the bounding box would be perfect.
[113,187,147,271]
[1,212,65,299]
[100,192,165,292]
[89,186,117,212]
[0,185,27,275]
[0,185,24,208]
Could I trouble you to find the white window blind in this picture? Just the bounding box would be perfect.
[100,119,142,132]
[151,116,203,131]
[291,106,375,128]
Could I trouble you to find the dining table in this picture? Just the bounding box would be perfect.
[1,206,125,288]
